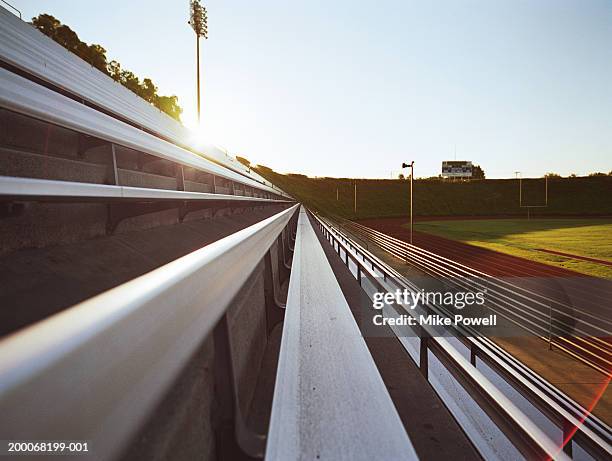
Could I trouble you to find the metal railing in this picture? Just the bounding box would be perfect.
[312,211,612,460]
[0,204,299,461]
[337,217,612,376]
[0,1,20,19]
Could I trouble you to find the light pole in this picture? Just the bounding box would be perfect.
[189,0,208,125]
[401,161,414,244]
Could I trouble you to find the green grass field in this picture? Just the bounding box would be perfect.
[414,219,612,279]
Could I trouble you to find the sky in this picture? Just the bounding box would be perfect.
[11,0,612,179]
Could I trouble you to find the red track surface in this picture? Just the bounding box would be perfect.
[358,217,612,316]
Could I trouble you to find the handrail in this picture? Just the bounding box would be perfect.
[0,1,20,19]
[0,204,299,461]
[312,211,612,460]
[321,218,612,408]
[347,219,612,325]
[340,219,612,375]
[318,213,612,458]
[347,223,610,338]
[321,216,612,420]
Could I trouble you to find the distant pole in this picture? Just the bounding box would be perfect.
[336,187,339,201]
[402,161,414,245]
[354,181,357,215]
[189,1,208,125]
[410,166,413,244]
[515,171,521,213]
[196,37,200,123]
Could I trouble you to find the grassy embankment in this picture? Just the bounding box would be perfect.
[256,166,612,220]
[256,167,612,277]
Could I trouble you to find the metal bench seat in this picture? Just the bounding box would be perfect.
[266,207,418,460]
[0,205,299,461]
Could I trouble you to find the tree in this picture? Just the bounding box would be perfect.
[472,165,485,179]
[30,13,60,38]
[119,70,141,95]
[84,44,109,74]
[31,14,108,73]
[545,172,561,178]
[255,164,273,174]
[31,14,183,121]
[140,78,157,103]
[236,156,251,169]
[155,96,182,121]
[398,173,405,180]
[107,60,121,80]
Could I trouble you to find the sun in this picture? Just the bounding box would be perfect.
[184,112,235,153]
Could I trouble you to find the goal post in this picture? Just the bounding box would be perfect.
[518,175,548,219]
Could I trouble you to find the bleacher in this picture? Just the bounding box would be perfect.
[0,6,610,461]
[0,9,419,460]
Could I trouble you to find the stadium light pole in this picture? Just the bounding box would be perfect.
[402,161,414,244]
[188,0,208,125]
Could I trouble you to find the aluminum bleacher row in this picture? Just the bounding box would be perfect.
[312,213,612,461]
[0,6,275,189]
[0,66,287,201]
[266,207,418,460]
[2,7,608,461]
[0,64,292,235]
[0,205,420,461]
[0,9,417,461]
[0,65,282,194]
[0,6,289,209]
